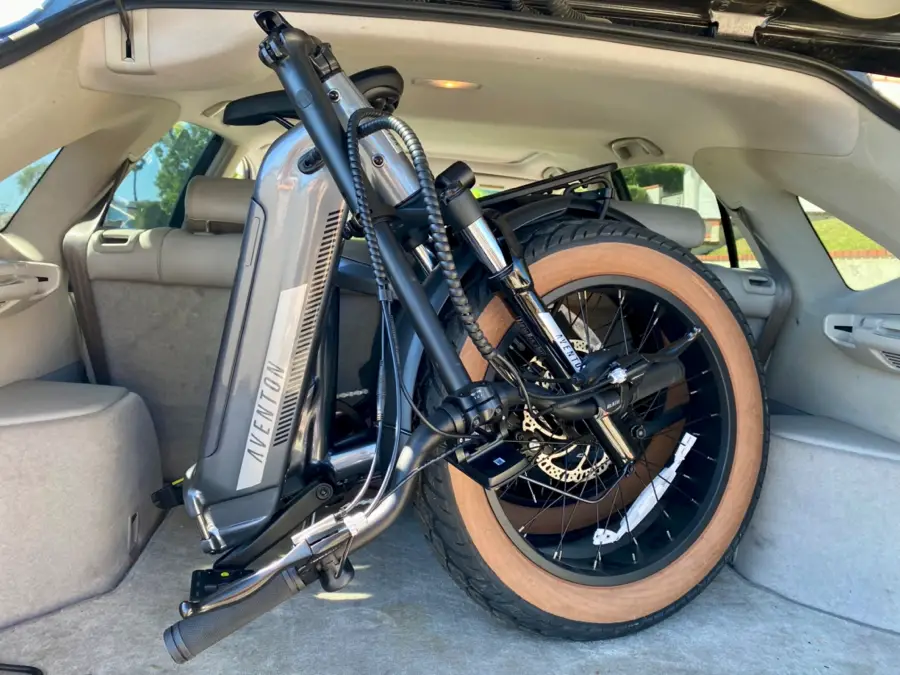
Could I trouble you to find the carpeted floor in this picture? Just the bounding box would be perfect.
[1,510,898,675]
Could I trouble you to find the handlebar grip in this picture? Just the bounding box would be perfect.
[163,567,305,663]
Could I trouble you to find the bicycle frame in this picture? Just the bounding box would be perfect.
[183,10,596,553]
[182,60,477,554]
[165,11,671,662]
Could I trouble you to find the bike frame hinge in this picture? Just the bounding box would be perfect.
[709,1,778,41]
[309,41,342,80]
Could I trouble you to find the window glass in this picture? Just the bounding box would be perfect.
[619,163,760,269]
[801,200,900,291]
[104,122,216,229]
[0,149,60,230]
[472,186,502,198]
[870,75,900,109]
[232,156,256,180]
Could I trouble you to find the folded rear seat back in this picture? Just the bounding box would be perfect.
[76,177,251,481]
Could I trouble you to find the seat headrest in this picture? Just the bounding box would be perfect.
[611,201,707,250]
[184,177,254,234]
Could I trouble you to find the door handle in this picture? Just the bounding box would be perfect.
[0,275,39,302]
[0,259,61,317]
[824,313,900,373]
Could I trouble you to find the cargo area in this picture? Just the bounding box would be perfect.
[1,511,898,675]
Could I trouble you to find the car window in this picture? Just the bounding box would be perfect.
[619,163,760,269]
[0,149,60,230]
[800,200,900,291]
[232,156,256,180]
[472,187,502,198]
[103,122,217,229]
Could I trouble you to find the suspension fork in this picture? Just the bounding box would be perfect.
[435,163,637,467]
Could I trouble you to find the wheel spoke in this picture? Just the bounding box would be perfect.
[635,456,665,511]
[517,492,566,535]
[639,458,701,505]
[553,469,593,561]
[593,477,625,565]
[601,289,624,348]
[636,302,661,352]
[633,369,712,420]
[486,276,733,582]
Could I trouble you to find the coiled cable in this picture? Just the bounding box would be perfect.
[345,108,393,299]
[347,109,544,411]
[542,0,587,20]
[353,111,497,362]
[510,0,539,14]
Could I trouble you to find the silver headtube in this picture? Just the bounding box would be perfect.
[326,71,419,206]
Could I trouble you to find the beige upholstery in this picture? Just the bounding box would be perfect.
[612,201,706,250]
[183,176,254,233]
[87,227,241,289]
[82,176,252,480]
[87,176,250,289]
[0,379,129,426]
[0,380,162,628]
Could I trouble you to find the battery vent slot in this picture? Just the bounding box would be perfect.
[271,208,345,447]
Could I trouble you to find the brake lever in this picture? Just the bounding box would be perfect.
[643,327,701,364]
[591,327,700,406]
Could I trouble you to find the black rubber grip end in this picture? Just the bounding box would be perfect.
[163,623,191,665]
[163,567,304,663]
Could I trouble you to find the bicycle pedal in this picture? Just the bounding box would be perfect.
[449,443,531,489]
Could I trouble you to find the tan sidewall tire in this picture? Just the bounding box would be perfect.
[447,241,765,624]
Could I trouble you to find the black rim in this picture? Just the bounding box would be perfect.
[486,275,736,587]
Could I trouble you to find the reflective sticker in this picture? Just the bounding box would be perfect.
[236,284,308,491]
[592,432,698,547]
[537,311,584,371]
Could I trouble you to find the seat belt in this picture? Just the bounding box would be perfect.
[61,161,131,386]
[731,207,793,365]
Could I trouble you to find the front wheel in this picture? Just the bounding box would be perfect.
[416,218,768,638]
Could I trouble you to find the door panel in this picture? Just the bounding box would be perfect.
[768,277,900,445]
[0,234,79,387]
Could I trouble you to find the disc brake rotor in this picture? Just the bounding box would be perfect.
[521,338,611,484]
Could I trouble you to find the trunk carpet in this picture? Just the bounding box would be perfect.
[1,511,897,674]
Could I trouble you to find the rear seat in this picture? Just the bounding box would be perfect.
[612,201,780,341]
[85,177,251,480]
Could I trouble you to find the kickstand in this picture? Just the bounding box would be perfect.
[0,665,44,674]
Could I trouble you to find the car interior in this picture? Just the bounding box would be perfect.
[1,3,900,661]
